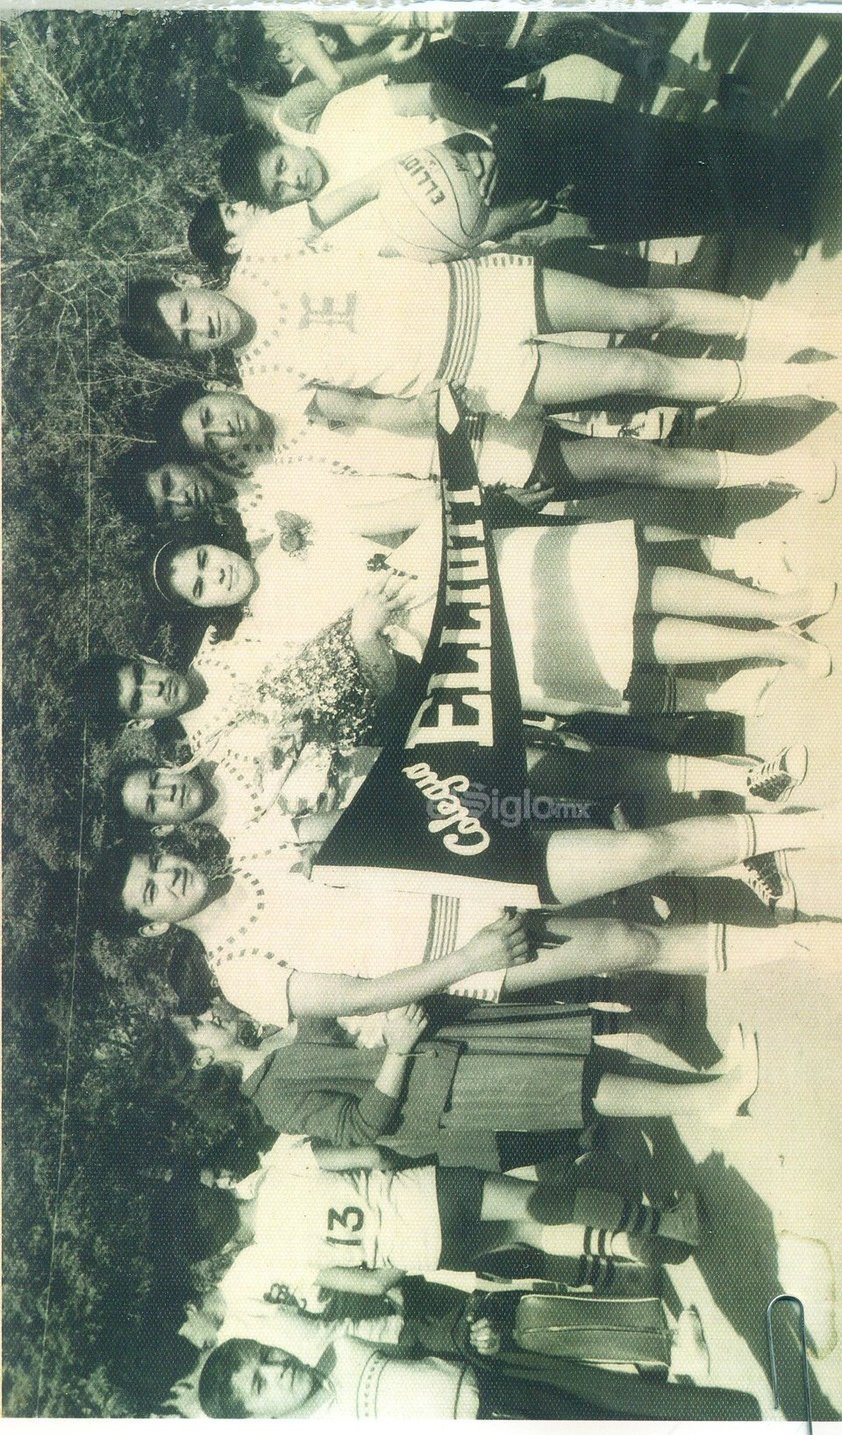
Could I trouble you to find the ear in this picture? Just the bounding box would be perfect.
[192,1049,214,1071]
[224,236,244,257]
[152,823,177,837]
[173,271,204,290]
[140,920,171,938]
[128,718,154,731]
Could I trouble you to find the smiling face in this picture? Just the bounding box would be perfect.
[231,1346,315,1419]
[257,140,326,206]
[156,288,243,354]
[121,766,206,824]
[165,544,255,609]
[144,461,219,522]
[115,660,191,721]
[122,850,208,925]
[180,392,273,474]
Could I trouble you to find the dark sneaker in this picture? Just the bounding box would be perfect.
[739,851,797,921]
[745,744,808,805]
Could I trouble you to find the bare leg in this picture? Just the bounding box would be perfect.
[501,917,659,992]
[479,1174,648,1262]
[650,616,831,675]
[530,345,842,410]
[593,1050,758,1127]
[673,668,802,718]
[555,426,839,500]
[536,269,747,338]
[537,272,842,356]
[646,566,835,625]
[542,808,836,907]
[560,436,723,490]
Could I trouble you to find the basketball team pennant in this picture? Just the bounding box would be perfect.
[313,388,541,906]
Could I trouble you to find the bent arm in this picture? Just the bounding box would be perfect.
[287,949,474,1021]
[311,387,437,435]
[310,170,382,231]
[318,1265,405,1296]
[297,1082,401,1147]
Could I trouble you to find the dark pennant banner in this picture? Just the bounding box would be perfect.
[313,388,541,905]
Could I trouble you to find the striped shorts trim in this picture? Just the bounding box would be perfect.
[440,259,481,391]
[424,893,462,964]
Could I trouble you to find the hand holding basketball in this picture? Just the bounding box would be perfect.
[378,142,489,262]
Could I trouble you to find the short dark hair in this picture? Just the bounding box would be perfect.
[146,381,208,457]
[74,653,135,728]
[169,943,221,1015]
[220,126,275,207]
[199,1338,258,1418]
[121,278,182,360]
[188,197,234,275]
[91,839,145,935]
[109,445,167,528]
[110,445,233,531]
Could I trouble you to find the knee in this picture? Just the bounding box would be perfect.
[623,347,673,396]
[601,919,660,970]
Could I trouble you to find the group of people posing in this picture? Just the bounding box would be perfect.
[76,12,840,1418]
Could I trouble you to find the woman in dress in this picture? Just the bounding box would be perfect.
[145,518,834,728]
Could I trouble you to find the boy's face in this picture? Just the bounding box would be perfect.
[231,1347,315,1418]
[144,462,219,522]
[156,288,243,354]
[122,851,208,924]
[121,766,207,823]
[179,392,273,473]
[116,659,190,720]
[257,140,326,206]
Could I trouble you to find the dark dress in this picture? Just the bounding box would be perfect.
[243,1005,594,1171]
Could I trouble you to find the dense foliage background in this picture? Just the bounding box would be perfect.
[1,11,286,1413]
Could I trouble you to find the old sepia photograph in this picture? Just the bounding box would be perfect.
[4,2,842,1420]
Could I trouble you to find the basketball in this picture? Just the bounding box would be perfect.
[378,142,488,263]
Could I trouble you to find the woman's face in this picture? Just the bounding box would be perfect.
[166,544,256,609]
[187,1015,238,1069]
[180,392,273,474]
[156,287,243,354]
[144,462,219,522]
